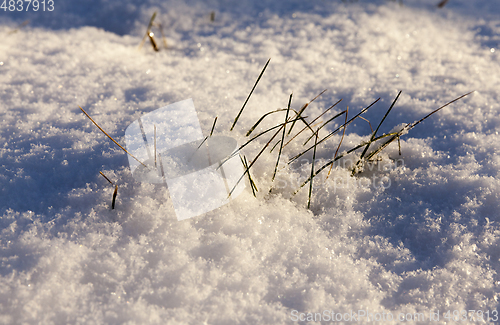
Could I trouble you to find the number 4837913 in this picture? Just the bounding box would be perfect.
[1,0,54,11]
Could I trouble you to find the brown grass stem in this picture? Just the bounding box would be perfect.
[79,106,147,168]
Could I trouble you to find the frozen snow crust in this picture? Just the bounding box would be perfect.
[1,0,500,323]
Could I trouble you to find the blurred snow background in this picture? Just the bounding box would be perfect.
[1,0,500,323]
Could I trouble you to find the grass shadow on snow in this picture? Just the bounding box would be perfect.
[0,132,130,218]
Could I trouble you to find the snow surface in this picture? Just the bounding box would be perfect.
[1,0,500,323]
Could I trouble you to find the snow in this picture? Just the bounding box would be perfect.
[1,0,500,323]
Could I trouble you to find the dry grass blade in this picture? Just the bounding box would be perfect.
[112,185,118,209]
[246,108,302,137]
[195,116,218,150]
[437,0,449,8]
[219,115,307,168]
[364,91,474,162]
[240,155,258,196]
[358,115,373,133]
[79,106,147,168]
[270,139,281,153]
[353,91,401,173]
[303,110,346,146]
[148,12,157,30]
[196,137,208,150]
[244,156,258,193]
[288,98,380,165]
[228,117,288,196]
[148,32,159,51]
[293,131,400,195]
[327,106,349,177]
[398,135,401,155]
[294,92,472,198]
[287,103,309,135]
[246,107,313,138]
[272,94,292,181]
[139,11,158,49]
[99,171,113,185]
[230,58,271,131]
[287,89,327,135]
[210,116,218,136]
[364,129,406,162]
[362,91,401,158]
[99,171,118,209]
[245,109,287,137]
[307,128,319,209]
[8,20,29,35]
[283,98,342,148]
[335,106,348,159]
[409,91,474,129]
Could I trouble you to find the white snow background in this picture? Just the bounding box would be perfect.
[1,0,500,323]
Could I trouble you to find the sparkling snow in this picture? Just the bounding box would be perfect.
[1,0,499,323]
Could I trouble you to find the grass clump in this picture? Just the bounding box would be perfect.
[228,60,474,208]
